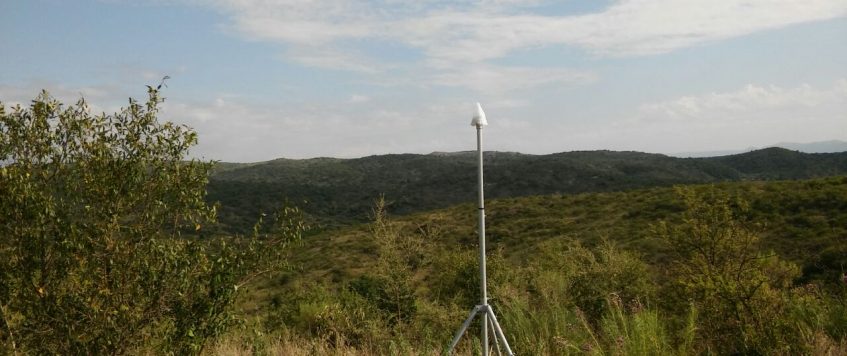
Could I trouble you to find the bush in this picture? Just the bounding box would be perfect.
[526,239,655,323]
[0,88,303,354]
[266,281,390,350]
[656,186,803,354]
[364,197,419,324]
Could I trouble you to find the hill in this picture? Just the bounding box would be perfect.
[773,140,847,153]
[235,176,847,354]
[672,139,847,157]
[206,148,847,233]
[274,176,847,289]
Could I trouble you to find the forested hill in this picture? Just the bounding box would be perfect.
[206,147,847,233]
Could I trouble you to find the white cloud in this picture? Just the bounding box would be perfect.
[188,0,847,93]
[206,0,847,62]
[431,64,596,94]
[614,79,847,153]
[7,77,844,161]
[564,0,847,56]
[0,83,124,114]
[282,46,380,73]
[0,64,187,113]
[158,94,476,161]
[348,94,370,103]
[636,79,847,123]
[0,80,474,161]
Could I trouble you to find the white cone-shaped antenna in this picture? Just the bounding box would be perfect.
[471,102,488,127]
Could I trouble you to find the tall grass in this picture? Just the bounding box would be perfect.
[498,295,585,355]
[211,185,847,355]
[599,296,674,355]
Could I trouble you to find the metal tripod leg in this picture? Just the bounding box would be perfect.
[485,306,514,356]
[447,305,514,356]
[487,315,502,356]
[448,305,484,352]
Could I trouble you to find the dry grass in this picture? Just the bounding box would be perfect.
[812,331,847,356]
[210,335,371,356]
[207,333,455,356]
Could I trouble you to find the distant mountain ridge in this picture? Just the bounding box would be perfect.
[206,147,847,233]
[672,139,847,158]
[774,140,847,153]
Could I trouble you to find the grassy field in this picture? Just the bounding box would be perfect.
[220,176,847,355]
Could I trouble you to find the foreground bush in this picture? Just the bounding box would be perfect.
[656,186,847,354]
[0,89,303,354]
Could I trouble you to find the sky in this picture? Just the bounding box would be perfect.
[1,0,846,162]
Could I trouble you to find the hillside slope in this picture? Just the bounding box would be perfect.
[235,176,847,345]
[273,177,847,295]
[208,148,847,233]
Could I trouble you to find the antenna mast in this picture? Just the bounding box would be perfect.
[447,103,514,356]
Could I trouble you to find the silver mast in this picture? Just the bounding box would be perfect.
[476,123,488,356]
[448,102,512,356]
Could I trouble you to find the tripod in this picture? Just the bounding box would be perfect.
[447,304,513,356]
[447,106,514,356]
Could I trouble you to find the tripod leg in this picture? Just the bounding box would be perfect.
[447,305,483,354]
[487,316,503,356]
[482,313,488,356]
[486,308,515,356]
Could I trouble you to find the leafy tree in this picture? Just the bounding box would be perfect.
[559,240,654,323]
[0,88,304,354]
[656,187,801,354]
[355,197,418,324]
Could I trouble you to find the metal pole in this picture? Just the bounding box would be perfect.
[486,306,514,355]
[448,104,513,356]
[448,305,483,351]
[477,125,488,356]
[488,314,503,356]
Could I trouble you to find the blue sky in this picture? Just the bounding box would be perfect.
[1,0,846,162]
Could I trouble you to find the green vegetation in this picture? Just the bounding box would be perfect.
[206,148,847,234]
[3,89,846,354]
[231,178,847,354]
[0,90,304,354]
[279,177,847,289]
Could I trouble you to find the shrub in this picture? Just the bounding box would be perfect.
[528,239,655,323]
[0,88,304,354]
[656,186,803,354]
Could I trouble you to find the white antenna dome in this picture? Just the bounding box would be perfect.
[471,102,488,127]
